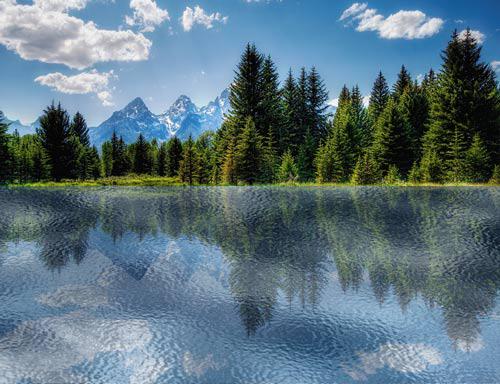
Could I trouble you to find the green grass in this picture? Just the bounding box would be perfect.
[11,175,184,187]
[7,176,498,188]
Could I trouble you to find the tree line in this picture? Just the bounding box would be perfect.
[0,29,498,185]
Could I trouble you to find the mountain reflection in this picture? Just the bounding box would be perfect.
[0,187,498,347]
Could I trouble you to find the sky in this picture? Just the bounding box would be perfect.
[0,0,499,126]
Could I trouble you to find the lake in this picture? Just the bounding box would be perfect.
[0,187,499,384]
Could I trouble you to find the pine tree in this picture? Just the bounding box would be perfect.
[278,150,298,182]
[463,134,491,182]
[88,146,101,180]
[228,43,264,132]
[195,131,214,184]
[0,113,12,182]
[133,133,150,174]
[101,141,113,177]
[158,142,168,176]
[393,65,412,100]
[398,82,429,161]
[370,98,412,176]
[281,69,300,154]
[351,153,382,185]
[179,135,197,185]
[349,85,370,152]
[234,117,263,185]
[37,102,72,181]
[368,71,390,125]
[166,137,183,177]
[70,112,90,147]
[222,137,238,184]
[297,129,316,181]
[260,56,284,143]
[307,67,329,142]
[261,132,278,183]
[421,30,499,182]
[490,165,500,184]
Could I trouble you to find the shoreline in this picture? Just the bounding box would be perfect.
[2,176,499,188]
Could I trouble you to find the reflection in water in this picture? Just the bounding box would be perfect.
[0,187,499,382]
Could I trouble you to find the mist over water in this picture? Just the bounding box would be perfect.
[0,187,499,383]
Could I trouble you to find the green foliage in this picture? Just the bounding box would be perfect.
[463,134,491,182]
[133,133,152,174]
[278,150,298,182]
[0,113,14,182]
[421,29,499,182]
[351,153,381,185]
[297,129,316,182]
[384,165,402,184]
[407,162,421,183]
[37,102,72,181]
[370,98,412,176]
[70,112,90,147]
[234,118,263,185]
[368,71,389,125]
[179,135,197,185]
[490,165,500,184]
[393,65,412,100]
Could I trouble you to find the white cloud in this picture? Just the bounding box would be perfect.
[458,29,485,45]
[33,0,90,12]
[339,2,368,21]
[181,6,228,32]
[342,343,443,381]
[35,70,116,106]
[328,95,369,108]
[492,61,500,72]
[0,0,152,69]
[340,3,444,39]
[125,0,169,33]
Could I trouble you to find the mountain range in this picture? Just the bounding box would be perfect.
[1,88,230,148]
[90,89,230,147]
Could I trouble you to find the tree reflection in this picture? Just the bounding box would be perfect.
[0,186,498,346]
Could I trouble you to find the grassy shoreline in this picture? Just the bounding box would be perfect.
[3,175,499,188]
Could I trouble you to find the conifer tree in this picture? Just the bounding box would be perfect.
[234,117,263,185]
[307,67,329,142]
[0,113,12,182]
[278,150,298,182]
[222,137,238,184]
[101,141,112,177]
[421,30,499,181]
[261,132,278,183]
[349,85,370,151]
[368,71,390,125]
[70,112,90,147]
[370,98,412,176]
[88,146,101,180]
[297,129,316,181]
[37,102,72,181]
[195,132,214,184]
[393,65,412,100]
[228,43,264,132]
[351,153,381,185]
[158,142,168,176]
[463,134,491,182]
[398,82,429,161]
[166,137,183,177]
[133,133,150,174]
[260,56,284,143]
[281,69,300,154]
[179,135,197,185]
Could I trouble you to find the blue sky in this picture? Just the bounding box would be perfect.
[0,0,499,126]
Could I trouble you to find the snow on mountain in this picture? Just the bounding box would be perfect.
[89,89,230,147]
[0,112,39,136]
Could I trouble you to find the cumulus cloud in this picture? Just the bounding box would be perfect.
[340,3,444,39]
[458,29,485,45]
[342,343,443,381]
[181,6,228,32]
[125,0,169,33]
[0,0,152,69]
[35,70,116,106]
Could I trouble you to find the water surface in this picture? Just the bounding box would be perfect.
[0,187,499,383]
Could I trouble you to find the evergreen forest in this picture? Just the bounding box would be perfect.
[0,30,498,185]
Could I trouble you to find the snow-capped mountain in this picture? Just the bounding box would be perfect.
[0,112,39,136]
[90,89,230,147]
